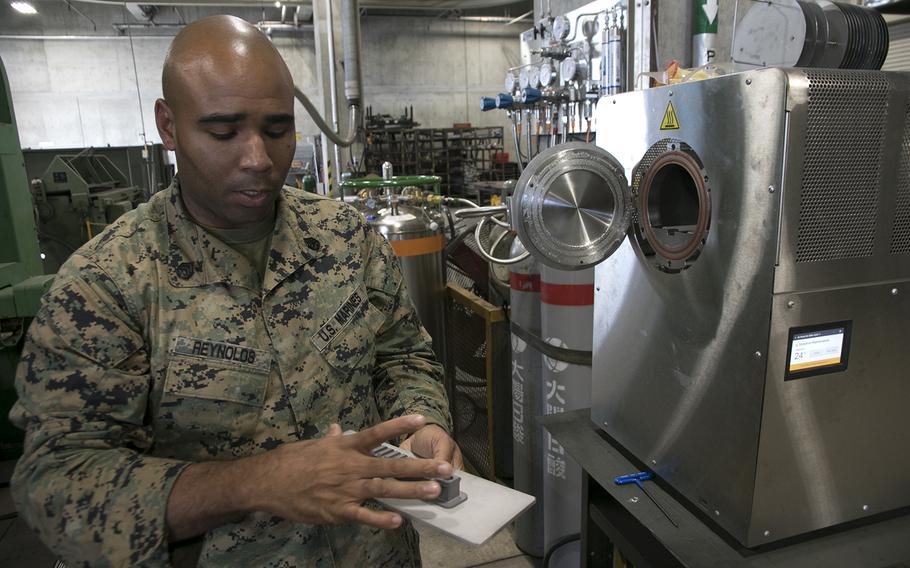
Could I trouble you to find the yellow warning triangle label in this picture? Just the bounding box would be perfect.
[661,101,680,130]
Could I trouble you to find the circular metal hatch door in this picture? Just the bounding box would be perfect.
[512,142,631,271]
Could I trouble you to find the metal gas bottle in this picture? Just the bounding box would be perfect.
[539,265,594,568]
[370,203,446,365]
[509,237,544,557]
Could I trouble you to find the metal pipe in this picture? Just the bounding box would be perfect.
[453,205,508,219]
[74,0,309,6]
[0,34,180,39]
[258,21,314,32]
[341,0,363,104]
[458,16,533,23]
[326,0,344,189]
[564,11,605,43]
[507,10,534,25]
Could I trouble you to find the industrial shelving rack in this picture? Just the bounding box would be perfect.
[365,126,507,195]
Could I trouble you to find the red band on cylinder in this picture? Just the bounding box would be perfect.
[510,272,541,292]
[540,282,595,306]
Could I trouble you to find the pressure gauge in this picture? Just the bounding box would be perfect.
[560,57,588,84]
[552,15,571,40]
[504,71,519,92]
[581,18,598,40]
[518,68,531,89]
[539,62,556,88]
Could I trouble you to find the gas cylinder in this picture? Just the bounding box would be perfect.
[509,237,544,557]
[539,265,594,568]
[369,202,447,366]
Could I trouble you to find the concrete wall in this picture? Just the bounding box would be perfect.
[0,5,521,164]
[361,16,521,132]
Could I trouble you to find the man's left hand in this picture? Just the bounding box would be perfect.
[400,424,464,470]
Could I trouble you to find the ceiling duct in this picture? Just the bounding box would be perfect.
[125,3,159,20]
[72,0,521,8]
[361,0,522,7]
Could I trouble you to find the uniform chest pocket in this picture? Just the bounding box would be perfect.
[156,356,269,453]
[315,299,386,377]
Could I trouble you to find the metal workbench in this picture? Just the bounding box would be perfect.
[541,409,910,568]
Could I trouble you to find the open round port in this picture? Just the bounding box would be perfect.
[636,148,710,271]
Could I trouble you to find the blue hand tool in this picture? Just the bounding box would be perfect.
[614,471,678,527]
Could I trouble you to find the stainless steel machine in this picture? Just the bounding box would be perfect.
[511,67,910,547]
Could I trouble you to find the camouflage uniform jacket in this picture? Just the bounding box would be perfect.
[10,183,451,567]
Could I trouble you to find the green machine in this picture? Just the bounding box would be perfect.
[32,152,143,273]
[0,56,55,459]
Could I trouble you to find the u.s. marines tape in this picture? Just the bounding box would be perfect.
[311,288,368,353]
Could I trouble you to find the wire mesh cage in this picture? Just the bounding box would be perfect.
[445,282,512,482]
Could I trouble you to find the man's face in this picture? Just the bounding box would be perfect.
[156,63,295,229]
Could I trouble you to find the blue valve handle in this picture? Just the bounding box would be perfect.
[520,87,542,104]
[614,472,653,485]
[614,471,678,528]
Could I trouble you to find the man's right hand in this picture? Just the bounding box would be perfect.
[241,414,452,529]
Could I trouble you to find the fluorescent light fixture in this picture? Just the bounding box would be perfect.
[11,1,38,14]
[274,1,280,6]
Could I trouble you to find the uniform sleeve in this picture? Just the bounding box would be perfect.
[8,255,190,567]
[363,227,452,433]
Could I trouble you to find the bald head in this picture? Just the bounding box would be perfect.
[162,15,294,111]
[154,15,297,229]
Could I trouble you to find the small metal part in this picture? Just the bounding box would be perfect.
[371,443,468,508]
[754,351,763,359]
[891,288,899,296]
[434,476,468,508]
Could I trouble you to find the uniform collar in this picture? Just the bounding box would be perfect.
[163,180,327,293]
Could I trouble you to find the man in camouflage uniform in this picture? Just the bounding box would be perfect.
[10,15,460,567]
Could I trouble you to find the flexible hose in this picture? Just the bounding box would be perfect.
[511,119,525,173]
[452,204,507,219]
[293,87,360,147]
[472,218,529,265]
[448,199,512,229]
[525,110,533,160]
[448,197,481,209]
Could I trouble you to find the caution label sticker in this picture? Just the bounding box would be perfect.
[660,101,680,130]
